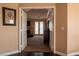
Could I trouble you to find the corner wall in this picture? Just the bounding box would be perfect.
[56,3,67,55]
[67,4,79,55]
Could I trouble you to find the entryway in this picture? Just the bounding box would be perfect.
[19,6,55,56]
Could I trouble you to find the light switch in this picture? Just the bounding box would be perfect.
[61,27,64,31]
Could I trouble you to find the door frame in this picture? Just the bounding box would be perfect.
[19,6,56,53]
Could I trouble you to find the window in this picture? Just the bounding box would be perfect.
[35,22,39,34]
[40,22,43,34]
[35,21,44,34]
[49,21,53,31]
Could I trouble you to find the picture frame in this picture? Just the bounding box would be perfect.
[2,7,16,26]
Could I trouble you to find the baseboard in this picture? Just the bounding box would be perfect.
[55,51,67,56]
[0,50,19,56]
[50,46,53,52]
[67,52,79,56]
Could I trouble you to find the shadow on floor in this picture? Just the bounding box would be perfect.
[9,51,60,56]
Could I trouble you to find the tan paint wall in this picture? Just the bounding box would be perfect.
[19,3,55,8]
[1,3,78,55]
[0,3,18,53]
[0,3,68,54]
[56,4,67,54]
[67,4,79,54]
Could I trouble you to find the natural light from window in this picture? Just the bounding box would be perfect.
[35,22,39,34]
[35,21,44,34]
[40,21,43,34]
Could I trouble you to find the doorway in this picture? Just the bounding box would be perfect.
[19,8,55,55]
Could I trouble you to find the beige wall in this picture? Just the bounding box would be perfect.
[0,3,69,55]
[19,3,55,8]
[67,4,79,54]
[56,3,67,54]
[0,3,19,53]
[55,3,79,55]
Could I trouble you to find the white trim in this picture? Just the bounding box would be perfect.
[53,6,56,54]
[19,8,22,52]
[55,51,67,56]
[67,52,79,56]
[0,50,19,56]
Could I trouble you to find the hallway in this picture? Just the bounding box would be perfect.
[10,36,60,56]
[10,36,58,56]
[23,36,51,52]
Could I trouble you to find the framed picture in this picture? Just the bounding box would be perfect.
[2,7,16,26]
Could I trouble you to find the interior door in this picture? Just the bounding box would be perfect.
[21,10,27,50]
